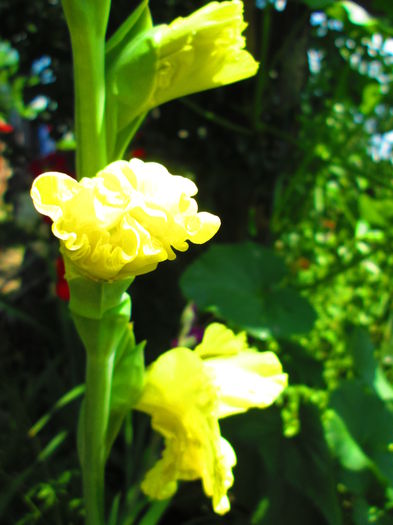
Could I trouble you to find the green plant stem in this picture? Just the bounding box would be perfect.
[71,34,107,179]
[61,0,110,179]
[82,352,115,525]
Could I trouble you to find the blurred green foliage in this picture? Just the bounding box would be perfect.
[2,0,393,524]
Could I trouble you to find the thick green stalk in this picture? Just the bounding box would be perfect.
[68,276,133,525]
[71,34,107,179]
[61,0,110,179]
[82,352,115,525]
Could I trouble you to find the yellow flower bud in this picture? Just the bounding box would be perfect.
[135,323,287,514]
[30,159,220,281]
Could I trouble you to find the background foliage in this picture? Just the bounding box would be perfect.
[2,0,393,523]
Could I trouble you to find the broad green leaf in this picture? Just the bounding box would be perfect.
[346,325,393,401]
[180,242,316,339]
[323,409,371,471]
[223,404,342,525]
[330,380,393,485]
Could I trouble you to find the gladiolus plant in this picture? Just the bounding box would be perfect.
[29,1,287,524]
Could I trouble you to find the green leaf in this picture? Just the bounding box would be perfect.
[346,325,376,386]
[138,500,171,525]
[345,325,393,401]
[29,384,84,437]
[324,409,371,471]
[281,404,342,525]
[110,339,145,415]
[358,194,393,228]
[106,335,145,455]
[37,431,68,462]
[223,404,342,525]
[360,84,382,115]
[330,380,393,485]
[279,340,325,388]
[0,41,19,68]
[108,493,121,525]
[180,242,316,339]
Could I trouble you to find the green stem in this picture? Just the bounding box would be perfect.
[71,33,107,179]
[61,0,110,179]
[82,352,115,525]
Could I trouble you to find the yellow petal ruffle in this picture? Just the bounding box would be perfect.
[135,348,236,514]
[135,323,287,514]
[30,159,220,281]
[195,324,288,418]
[149,0,259,109]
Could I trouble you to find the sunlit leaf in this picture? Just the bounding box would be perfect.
[180,242,316,339]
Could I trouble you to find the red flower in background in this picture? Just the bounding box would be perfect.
[131,147,146,160]
[0,121,13,134]
[55,256,70,301]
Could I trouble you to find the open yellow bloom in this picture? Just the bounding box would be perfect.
[150,0,259,107]
[30,159,220,281]
[135,323,287,514]
[108,1,259,150]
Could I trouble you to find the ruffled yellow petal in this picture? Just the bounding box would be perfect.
[30,159,220,281]
[196,323,288,418]
[135,348,236,514]
[135,324,287,513]
[204,350,288,418]
[195,322,249,357]
[149,0,259,110]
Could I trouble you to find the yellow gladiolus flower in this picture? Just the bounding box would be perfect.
[108,0,259,142]
[135,323,287,514]
[30,159,220,281]
[148,0,259,110]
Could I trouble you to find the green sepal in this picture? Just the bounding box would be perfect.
[105,1,153,160]
[106,0,152,60]
[66,268,134,358]
[111,112,147,163]
[67,273,133,319]
[106,331,145,456]
[105,28,157,160]
[72,295,131,359]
